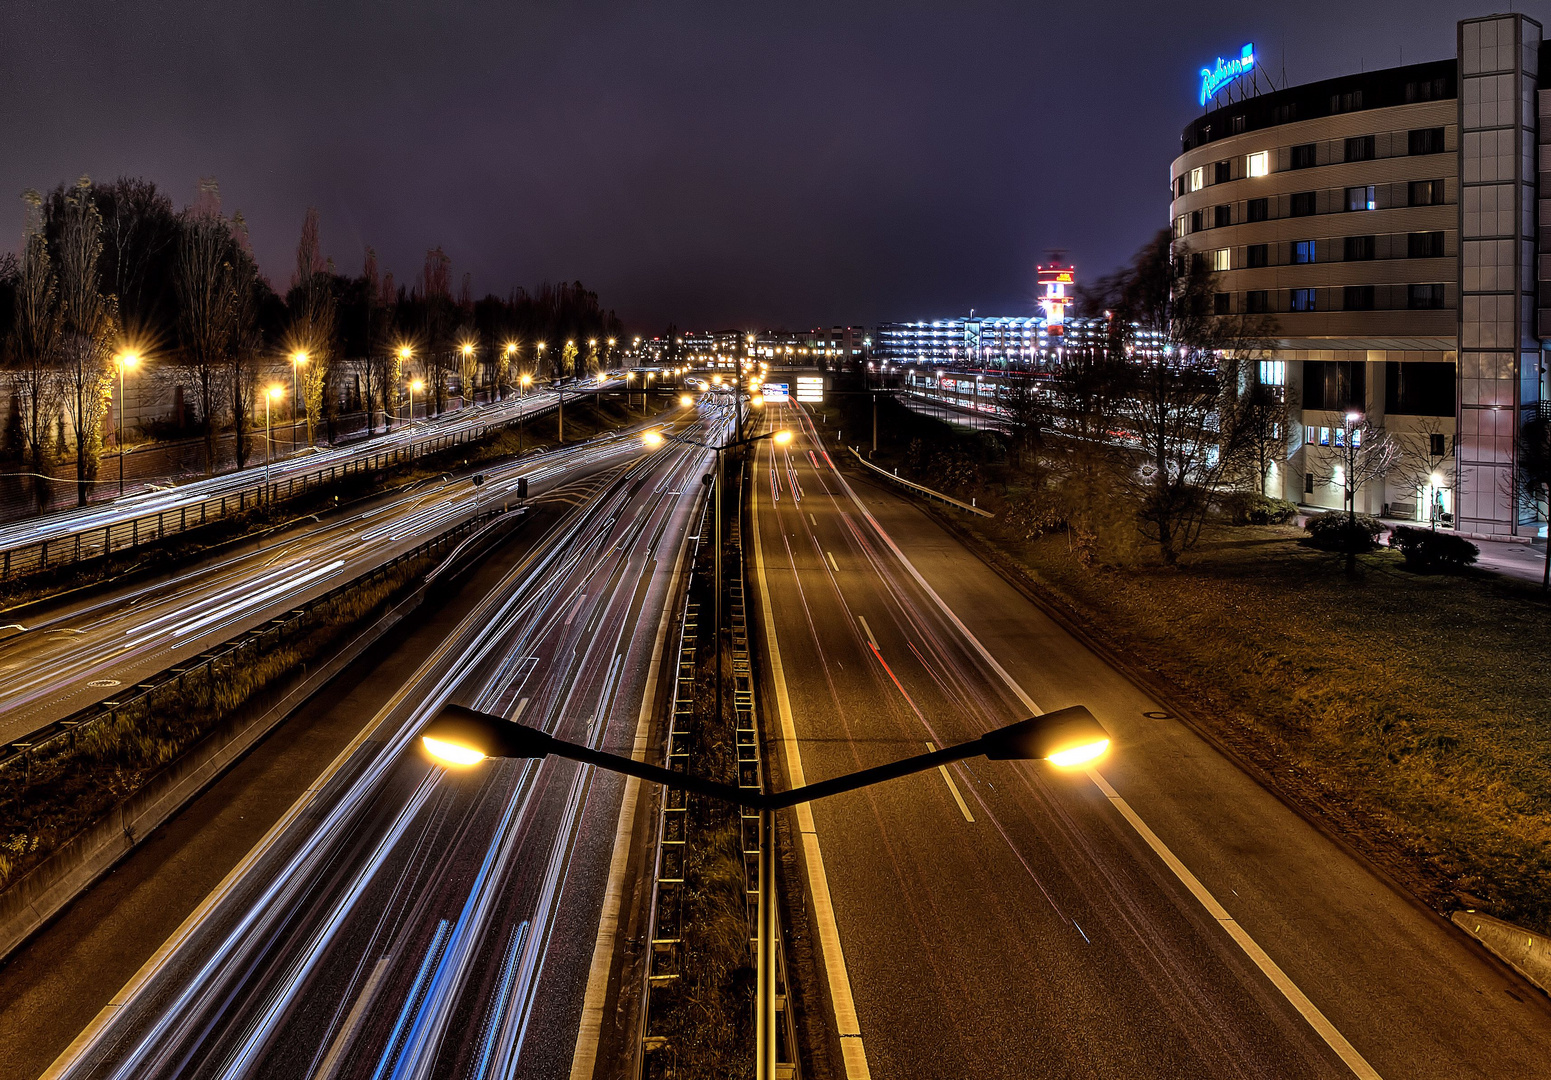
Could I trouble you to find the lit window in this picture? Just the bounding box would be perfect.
[1319,427,1330,446]
[1345,185,1376,211]
[1333,427,1345,447]
[1290,288,1317,312]
[1174,215,1189,239]
[1351,428,1362,448]
[1259,360,1286,386]
[1292,240,1316,264]
[1247,151,1269,177]
[1189,166,1204,192]
[1212,248,1230,271]
[1305,426,1318,445]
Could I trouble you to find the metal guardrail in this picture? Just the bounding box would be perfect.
[845,445,994,518]
[0,398,560,583]
[0,508,499,772]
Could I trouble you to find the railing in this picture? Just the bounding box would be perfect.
[845,446,993,518]
[0,508,499,771]
[0,398,560,583]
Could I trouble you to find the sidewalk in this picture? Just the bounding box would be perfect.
[1296,508,1548,586]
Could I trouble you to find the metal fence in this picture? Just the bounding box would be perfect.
[0,400,558,583]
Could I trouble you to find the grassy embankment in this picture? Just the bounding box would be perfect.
[814,388,1551,932]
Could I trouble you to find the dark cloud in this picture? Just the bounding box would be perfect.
[0,0,1515,327]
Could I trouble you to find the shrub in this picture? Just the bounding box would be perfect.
[1305,510,1383,552]
[1222,490,1300,526]
[1388,525,1479,573]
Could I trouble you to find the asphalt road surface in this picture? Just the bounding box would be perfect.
[747,401,1551,1080]
[36,404,726,1080]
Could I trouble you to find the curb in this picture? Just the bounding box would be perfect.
[1452,911,1551,995]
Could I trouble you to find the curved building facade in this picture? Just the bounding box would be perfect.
[1171,12,1548,536]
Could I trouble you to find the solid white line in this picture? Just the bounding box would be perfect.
[752,448,871,1080]
[826,550,839,573]
[569,502,693,1080]
[313,956,389,1080]
[926,742,975,823]
[857,615,878,651]
[826,460,1384,1080]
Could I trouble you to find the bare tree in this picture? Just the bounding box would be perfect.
[1517,417,1551,590]
[1388,418,1456,530]
[176,182,236,475]
[290,208,337,445]
[419,247,454,415]
[1312,415,1401,574]
[7,192,60,509]
[55,177,118,507]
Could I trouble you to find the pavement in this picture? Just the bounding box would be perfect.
[748,402,1551,1079]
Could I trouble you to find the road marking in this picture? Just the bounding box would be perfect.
[826,550,839,573]
[313,956,389,1080]
[569,505,693,1080]
[809,513,817,526]
[824,459,1384,1080]
[752,453,871,1080]
[857,615,878,651]
[926,742,975,822]
[513,696,530,721]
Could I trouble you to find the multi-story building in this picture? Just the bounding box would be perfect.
[1172,12,1548,535]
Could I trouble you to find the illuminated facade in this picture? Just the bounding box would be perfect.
[1171,12,1550,535]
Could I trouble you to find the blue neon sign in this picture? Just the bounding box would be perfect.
[1200,43,1255,107]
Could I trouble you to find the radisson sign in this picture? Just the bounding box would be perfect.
[1199,43,1255,107]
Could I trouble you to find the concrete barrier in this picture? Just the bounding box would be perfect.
[1452,910,1551,994]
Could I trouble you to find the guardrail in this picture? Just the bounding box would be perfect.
[0,507,502,772]
[845,445,993,518]
[0,398,561,583]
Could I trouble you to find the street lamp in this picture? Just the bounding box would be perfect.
[519,373,534,453]
[416,701,1109,1080]
[115,352,140,496]
[461,342,475,408]
[409,378,425,425]
[397,346,413,427]
[264,384,284,495]
[504,343,517,401]
[290,351,308,452]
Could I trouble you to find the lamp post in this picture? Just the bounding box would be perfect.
[416,702,1110,1080]
[460,342,474,408]
[290,351,308,453]
[409,379,425,426]
[519,373,534,454]
[115,352,140,496]
[264,384,283,499]
[397,346,413,428]
[503,343,517,402]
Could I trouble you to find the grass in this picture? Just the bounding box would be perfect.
[821,383,1551,933]
[0,554,428,891]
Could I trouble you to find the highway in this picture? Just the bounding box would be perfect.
[748,402,1551,1079]
[0,416,648,746]
[39,403,724,1080]
[0,383,608,565]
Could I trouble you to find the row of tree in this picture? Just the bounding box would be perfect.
[0,175,627,507]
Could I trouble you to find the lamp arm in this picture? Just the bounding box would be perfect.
[765,739,985,810]
[543,730,762,809]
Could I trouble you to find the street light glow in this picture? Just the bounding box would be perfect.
[267,384,284,400]
[642,430,665,448]
[411,379,425,392]
[773,430,793,445]
[680,394,693,407]
[1046,739,1111,767]
[422,735,486,767]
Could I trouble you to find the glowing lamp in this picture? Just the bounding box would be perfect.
[642,430,665,448]
[979,706,1111,767]
[773,430,793,445]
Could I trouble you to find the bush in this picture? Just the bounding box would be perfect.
[1305,510,1383,552]
[1222,490,1300,526]
[1388,525,1479,573]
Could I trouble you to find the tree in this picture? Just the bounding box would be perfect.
[94,177,180,347]
[7,192,60,509]
[1222,377,1297,496]
[417,247,455,416]
[1388,418,1456,530]
[176,181,236,475]
[1312,414,1401,574]
[227,211,265,469]
[54,177,117,507]
[1517,417,1551,590]
[288,208,337,445]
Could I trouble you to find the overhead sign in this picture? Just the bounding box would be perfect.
[762,382,790,403]
[1200,43,1255,107]
[796,376,824,403]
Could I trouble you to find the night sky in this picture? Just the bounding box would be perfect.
[0,1,1530,329]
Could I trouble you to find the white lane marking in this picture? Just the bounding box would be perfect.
[826,463,1385,1080]
[809,513,817,526]
[313,956,389,1080]
[513,696,530,722]
[826,550,839,573]
[570,505,694,1080]
[752,452,871,1080]
[857,615,878,652]
[926,742,975,823]
[1087,769,1381,1079]
[565,593,588,626]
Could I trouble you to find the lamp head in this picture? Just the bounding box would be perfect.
[419,703,554,767]
[118,352,140,369]
[979,706,1110,767]
[773,430,793,445]
[411,379,425,392]
[680,394,693,407]
[292,351,308,365]
[398,345,412,360]
[267,384,284,400]
[642,430,664,448]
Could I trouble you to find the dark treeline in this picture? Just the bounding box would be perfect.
[0,175,626,508]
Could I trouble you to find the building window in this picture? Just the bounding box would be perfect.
[1430,432,1447,456]
[1408,127,1446,155]
[1305,471,1315,494]
[1285,191,1313,217]
[1291,240,1316,264]
[1259,360,1286,386]
[1305,426,1318,445]
[1214,292,1231,315]
[1212,248,1231,271]
[1319,427,1331,446]
[1174,214,1188,239]
[1406,77,1447,103]
[1191,209,1204,232]
[1344,135,1376,162]
[1189,166,1205,192]
[1176,175,1187,197]
[1246,290,1271,314]
[1408,179,1445,206]
[1247,243,1269,268]
[1290,288,1317,312]
[1214,160,1231,184]
[1247,151,1269,177]
[1343,285,1376,310]
[1214,204,1232,227]
[1291,143,1317,169]
[1408,231,1445,258]
[1330,89,1364,112]
[1233,114,1247,133]
[1408,283,1446,309]
[1344,234,1376,261]
[1344,185,1376,211]
[1247,197,1269,222]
